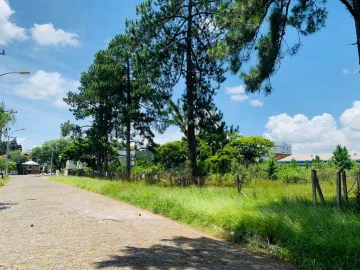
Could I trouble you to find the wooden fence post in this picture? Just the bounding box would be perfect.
[181,177,185,188]
[342,170,348,204]
[336,172,342,208]
[315,174,326,205]
[311,170,317,206]
[357,172,360,206]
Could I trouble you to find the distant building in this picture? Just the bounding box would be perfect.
[22,160,40,174]
[279,152,360,165]
[272,143,292,160]
[118,149,153,166]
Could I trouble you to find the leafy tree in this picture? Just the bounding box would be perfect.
[196,138,212,176]
[210,145,242,175]
[136,0,226,183]
[0,138,22,155]
[107,34,169,179]
[60,139,98,170]
[312,155,323,168]
[0,157,15,172]
[65,49,122,173]
[0,102,16,142]
[155,141,188,170]
[289,158,298,167]
[9,150,27,174]
[31,139,72,171]
[8,161,16,173]
[229,134,275,166]
[331,144,352,170]
[267,155,278,180]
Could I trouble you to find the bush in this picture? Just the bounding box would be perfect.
[278,165,310,183]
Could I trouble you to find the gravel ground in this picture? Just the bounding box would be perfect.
[0,175,295,269]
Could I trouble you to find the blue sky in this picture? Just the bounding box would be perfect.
[0,0,359,154]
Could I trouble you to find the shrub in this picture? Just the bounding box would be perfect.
[278,165,310,183]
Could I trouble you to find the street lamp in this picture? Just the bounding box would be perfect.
[5,128,26,176]
[0,71,30,77]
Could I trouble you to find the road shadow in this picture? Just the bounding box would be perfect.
[95,236,291,269]
[0,201,18,211]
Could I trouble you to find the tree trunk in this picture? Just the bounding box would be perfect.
[104,149,109,175]
[125,58,131,180]
[186,0,197,185]
[353,0,360,65]
[96,154,101,172]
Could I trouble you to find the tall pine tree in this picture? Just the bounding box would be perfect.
[136,0,226,183]
[107,33,169,179]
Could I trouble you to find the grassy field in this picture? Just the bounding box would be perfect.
[51,176,360,269]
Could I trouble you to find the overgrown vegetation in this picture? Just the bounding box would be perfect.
[51,175,360,270]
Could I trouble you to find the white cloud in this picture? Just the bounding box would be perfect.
[250,100,264,107]
[264,101,360,154]
[0,0,27,45]
[30,23,79,47]
[340,101,360,133]
[14,70,79,108]
[154,127,184,145]
[225,85,245,94]
[225,85,249,102]
[343,68,358,75]
[230,94,249,102]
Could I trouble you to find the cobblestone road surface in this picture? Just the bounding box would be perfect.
[0,176,295,269]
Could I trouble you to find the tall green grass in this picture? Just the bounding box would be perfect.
[51,176,360,269]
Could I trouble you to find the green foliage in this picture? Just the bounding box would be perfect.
[247,163,267,182]
[52,176,360,269]
[8,161,16,172]
[155,141,187,170]
[31,139,72,171]
[210,145,242,175]
[0,102,16,134]
[278,164,309,183]
[229,134,275,165]
[213,0,327,93]
[331,144,353,170]
[9,150,27,173]
[289,158,298,167]
[311,155,324,168]
[60,139,97,170]
[0,156,5,171]
[266,156,278,180]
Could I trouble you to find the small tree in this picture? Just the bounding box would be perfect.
[331,144,352,170]
[230,135,275,166]
[267,155,278,180]
[210,145,243,175]
[155,141,188,171]
[312,155,323,168]
[289,158,298,168]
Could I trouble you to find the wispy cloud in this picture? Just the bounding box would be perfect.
[343,68,359,75]
[250,99,264,107]
[225,85,249,102]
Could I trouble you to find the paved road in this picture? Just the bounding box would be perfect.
[0,176,294,269]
